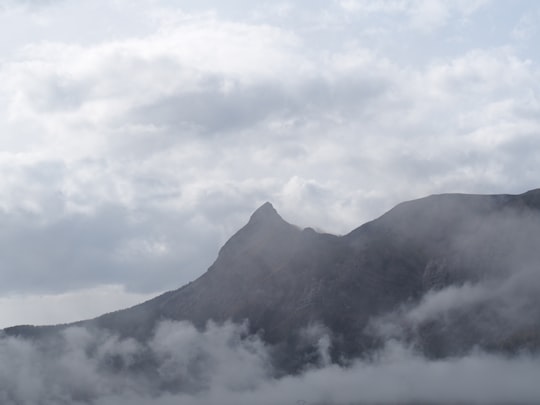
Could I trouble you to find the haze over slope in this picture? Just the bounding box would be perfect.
[86,189,540,353]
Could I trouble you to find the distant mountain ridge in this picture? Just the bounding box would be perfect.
[5,189,540,372]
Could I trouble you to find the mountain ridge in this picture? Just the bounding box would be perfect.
[4,189,540,371]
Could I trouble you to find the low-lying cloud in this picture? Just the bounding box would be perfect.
[2,320,540,405]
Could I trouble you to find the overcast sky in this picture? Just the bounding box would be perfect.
[1,0,539,328]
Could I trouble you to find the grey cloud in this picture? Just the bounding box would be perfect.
[130,81,291,136]
[29,76,90,113]
[0,204,221,295]
[117,72,391,142]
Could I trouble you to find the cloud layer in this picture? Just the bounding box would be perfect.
[2,321,540,405]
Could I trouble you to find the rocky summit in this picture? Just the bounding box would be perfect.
[5,189,540,372]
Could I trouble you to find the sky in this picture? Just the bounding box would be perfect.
[1,0,540,328]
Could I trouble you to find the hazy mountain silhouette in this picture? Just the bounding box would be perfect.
[5,189,540,372]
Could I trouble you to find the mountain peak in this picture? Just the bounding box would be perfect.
[248,202,284,225]
[214,201,297,261]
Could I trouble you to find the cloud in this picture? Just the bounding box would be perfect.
[2,321,540,405]
[0,321,271,404]
[1,5,537,212]
[0,201,229,296]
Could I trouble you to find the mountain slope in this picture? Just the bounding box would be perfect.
[5,189,540,371]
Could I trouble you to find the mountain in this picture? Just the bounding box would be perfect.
[5,189,540,372]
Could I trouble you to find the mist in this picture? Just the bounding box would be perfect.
[2,319,540,405]
[364,201,540,360]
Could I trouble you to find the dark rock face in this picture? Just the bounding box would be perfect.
[5,189,540,371]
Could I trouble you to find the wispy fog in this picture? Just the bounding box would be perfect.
[365,203,540,359]
[2,320,540,405]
